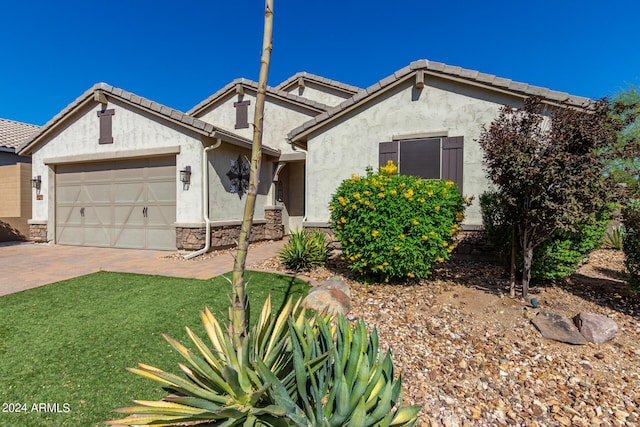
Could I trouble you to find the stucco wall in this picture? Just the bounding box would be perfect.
[283,82,353,107]
[208,143,274,222]
[195,91,315,155]
[29,98,206,231]
[305,75,528,226]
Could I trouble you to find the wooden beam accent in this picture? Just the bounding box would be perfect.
[415,70,425,89]
[94,91,108,105]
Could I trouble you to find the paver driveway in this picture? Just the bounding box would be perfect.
[0,240,285,296]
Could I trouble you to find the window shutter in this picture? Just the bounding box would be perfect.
[399,138,440,179]
[97,109,115,144]
[442,136,464,192]
[234,101,250,129]
[379,141,398,167]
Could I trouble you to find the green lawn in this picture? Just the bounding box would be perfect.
[0,270,309,427]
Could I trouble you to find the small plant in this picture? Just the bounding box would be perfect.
[603,224,626,250]
[623,199,640,290]
[329,161,468,282]
[279,229,332,271]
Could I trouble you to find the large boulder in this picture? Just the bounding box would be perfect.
[531,311,587,345]
[302,276,350,315]
[573,312,618,344]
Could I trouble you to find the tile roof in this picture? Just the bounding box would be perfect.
[18,83,279,157]
[0,118,39,151]
[274,72,363,95]
[288,59,594,143]
[188,78,330,117]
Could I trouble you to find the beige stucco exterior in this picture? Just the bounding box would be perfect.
[207,143,273,222]
[25,95,277,247]
[282,82,353,107]
[194,89,313,231]
[303,74,527,227]
[194,90,315,155]
[28,99,206,240]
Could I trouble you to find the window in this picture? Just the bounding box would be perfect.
[379,136,463,191]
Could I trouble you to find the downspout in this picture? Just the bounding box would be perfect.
[183,138,222,259]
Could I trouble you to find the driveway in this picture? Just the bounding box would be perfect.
[0,241,285,296]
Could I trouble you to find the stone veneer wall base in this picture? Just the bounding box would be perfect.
[177,207,284,252]
[29,224,48,243]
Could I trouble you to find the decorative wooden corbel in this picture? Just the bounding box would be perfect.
[415,70,425,89]
[94,90,109,106]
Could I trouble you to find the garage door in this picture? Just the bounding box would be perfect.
[56,157,176,250]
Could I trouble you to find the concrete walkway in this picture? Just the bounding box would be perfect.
[0,240,286,297]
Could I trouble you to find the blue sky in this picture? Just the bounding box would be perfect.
[2,0,639,126]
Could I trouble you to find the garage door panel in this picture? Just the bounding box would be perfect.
[147,181,176,203]
[146,227,176,251]
[114,205,145,226]
[84,205,111,226]
[84,183,112,204]
[56,157,176,250]
[113,182,145,203]
[57,225,84,245]
[113,227,146,249]
[145,205,175,227]
[82,225,111,247]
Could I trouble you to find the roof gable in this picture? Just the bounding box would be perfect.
[18,83,278,156]
[275,72,362,96]
[188,78,330,117]
[288,59,593,144]
[0,118,39,151]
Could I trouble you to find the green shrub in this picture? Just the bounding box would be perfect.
[480,191,610,280]
[107,297,420,426]
[329,161,468,282]
[623,199,640,290]
[279,228,331,271]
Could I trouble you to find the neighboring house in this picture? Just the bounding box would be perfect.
[0,118,38,241]
[18,59,591,251]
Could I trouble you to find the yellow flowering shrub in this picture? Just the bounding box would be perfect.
[329,161,469,281]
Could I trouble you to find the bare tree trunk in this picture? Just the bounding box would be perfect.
[521,232,534,301]
[509,224,516,298]
[230,0,274,349]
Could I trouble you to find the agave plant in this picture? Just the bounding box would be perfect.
[258,315,421,427]
[106,297,326,426]
[604,224,626,250]
[279,229,332,271]
[107,298,420,427]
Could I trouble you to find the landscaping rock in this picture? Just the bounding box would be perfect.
[531,311,587,345]
[312,275,351,298]
[573,312,618,344]
[303,277,351,315]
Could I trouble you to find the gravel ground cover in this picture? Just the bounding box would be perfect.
[249,249,640,427]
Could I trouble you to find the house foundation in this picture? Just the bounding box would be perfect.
[29,222,48,243]
[176,206,284,252]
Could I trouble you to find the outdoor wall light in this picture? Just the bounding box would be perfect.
[31,175,42,190]
[180,166,191,189]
